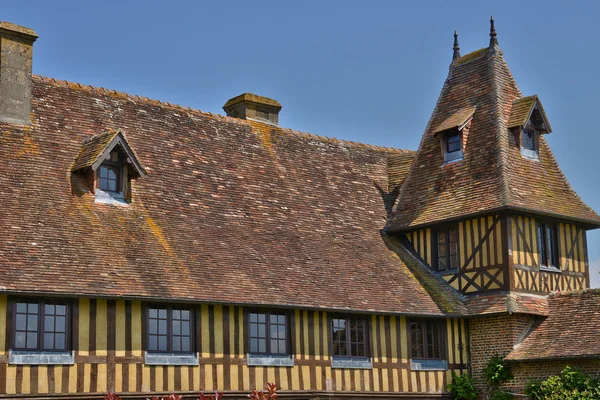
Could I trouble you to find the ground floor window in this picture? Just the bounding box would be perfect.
[331,316,368,357]
[248,311,289,355]
[147,306,193,353]
[13,300,69,352]
[409,319,445,360]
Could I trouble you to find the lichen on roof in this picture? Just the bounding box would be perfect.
[71,130,119,171]
[507,95,552,133]
[432,106,476,135]
[453,47,488,65]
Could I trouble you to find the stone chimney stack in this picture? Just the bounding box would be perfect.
[0,22,38,125]
[223,93,282,125]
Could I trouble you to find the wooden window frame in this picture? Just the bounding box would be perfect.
[433,226,460,272]
[246,310,291,356]
[537,222,559,269]
[407,319,446,361]
[96,148,126,194]
[330,315,369,358]
[12,298,71,353]
[145,304,195,354]
[521,128,537,151]
[445,131,462,154]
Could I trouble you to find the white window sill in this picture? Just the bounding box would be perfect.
[247,354,294,367]
[9,350,75,365]
[144,351,199,366]
[520,147,539,160]
[95,189,128,205]
[411,359,447,371]
[539,266,561,273]
[331,356,373,369]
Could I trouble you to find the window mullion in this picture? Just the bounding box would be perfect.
[39,300,45,351]
[265,313,271,355]
[167,306,172,353]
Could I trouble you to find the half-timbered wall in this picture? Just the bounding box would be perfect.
[407,215,505,294]
[0,295,468,397]
[509,216,588,293]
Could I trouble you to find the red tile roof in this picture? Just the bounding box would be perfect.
[0,75,454,316]
[387,47,600,230]
[465,293,549,317]
[432,106,476,135]
[506,289,600,361]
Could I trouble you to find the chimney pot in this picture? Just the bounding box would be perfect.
[223,93,282,125]
[0,21,38,125]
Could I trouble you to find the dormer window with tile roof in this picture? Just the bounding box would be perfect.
[432,106,476,165]
[71,129,147,205]
[508,95,552,160]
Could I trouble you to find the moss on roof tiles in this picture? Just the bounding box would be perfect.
[224,93,282,109]
[432,106,476,134]
[71,130,118,171]
[454,47,488,65]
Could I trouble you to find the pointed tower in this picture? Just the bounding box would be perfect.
[386,19,600,296]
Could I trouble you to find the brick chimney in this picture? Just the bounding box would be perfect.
[223,93,282,125]
[0,22,38,125]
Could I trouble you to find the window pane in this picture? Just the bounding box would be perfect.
[149,335,158,351]
[278,315,285,324]
[45,304,55,314]
[449,228,458,243]
[44,333,54,350]
[28,303,38,313]
[172,338,181,352]
[271,339,278,353]
[56,305,66,315]
[15,332,26,348]
[250,338,258,353]
[278,325,286,339]
[27,314,38,330]
[258,314,266,323]
[55,316,66,332]
[17,303,27,313]
[258,338,266,353]
[182,310,190,320]
[182,321,190,336]
[181,337,190,352]
[173,320,180,335]
[149,319,157,335]
[438,257,448,271]
[158,335,167,351]
[277,339,286,354]
[250,323,257,337]
[250,313,257,323]
[45,315,54,332]
[149,309,157,319]
[437,232,446,245]
[270,324,278,339]
[270,314,278,324]
[100,167,108,178]
[173,309,180,319]
[27,332,37,349]
[158,309,167,319]
[258,323,265,338]
[55,333,66,350]
[108,180,117,192]
[16,314,26,331]
[159,320,167,335]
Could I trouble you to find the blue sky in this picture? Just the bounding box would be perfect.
[5,1,600,286]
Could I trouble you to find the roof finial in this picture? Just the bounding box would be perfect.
[489,16,498,47]
[453,30,461,60]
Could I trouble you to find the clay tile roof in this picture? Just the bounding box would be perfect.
[223,93,281,109]
[387,43,600,230]
[507,95,552,133]
[387,152,416,189]
[506,289,600,361]
[465,293,549,316]
[432,106,476,135]
[0,75,453,316]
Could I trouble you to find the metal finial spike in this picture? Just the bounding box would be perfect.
[453,30,461,60]
[489,16,498,47]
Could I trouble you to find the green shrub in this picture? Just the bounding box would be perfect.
[488,390,514,400]
[523,367,600,400]
[448,372,477,400]
[483,355,513,387]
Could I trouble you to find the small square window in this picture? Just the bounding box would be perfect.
[147,305,194,354]
[331,315,368,358]
[248,311,289,355]
[409,319,446,360]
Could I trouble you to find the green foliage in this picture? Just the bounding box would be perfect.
[524,367,600,400]
[488,390,514,400]
[483,355,513,387]
[448,372,477,400]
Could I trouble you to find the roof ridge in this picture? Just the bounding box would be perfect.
[548,288,600,298]
[34,75,412,155]
[489,49,514,207]
[247,120,413,154]
[33,75,249,126]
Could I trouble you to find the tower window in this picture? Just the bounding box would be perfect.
[537,223,558,268]
[446,133,461,153]
[436,227,459,271]
[522,129,535,151]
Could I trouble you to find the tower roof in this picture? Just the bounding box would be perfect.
[387,27,600,230]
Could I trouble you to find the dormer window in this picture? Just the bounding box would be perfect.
[508,95,552,161]
[71,129,147,205]
[432,106,476,165]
